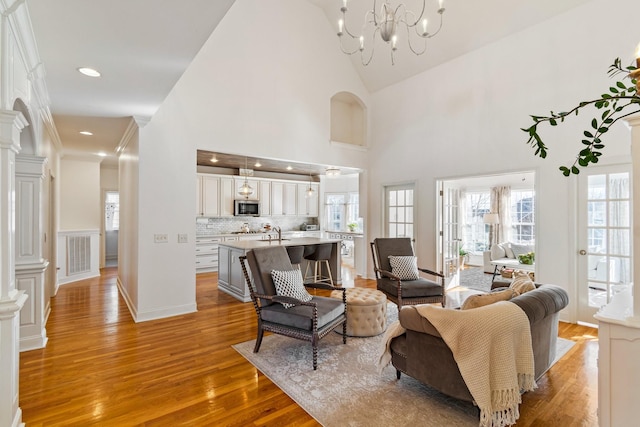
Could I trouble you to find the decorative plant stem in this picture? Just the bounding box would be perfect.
[523,58,640,176]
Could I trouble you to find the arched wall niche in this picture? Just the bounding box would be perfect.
[330,91,367,147]
[12,98,36,155]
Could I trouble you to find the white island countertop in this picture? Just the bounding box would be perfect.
[218,237,341,250]
[217,237,343,302]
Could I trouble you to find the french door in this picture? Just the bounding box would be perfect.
[384,184,415,240]
[577,164,632,323]
[439,181,462,289]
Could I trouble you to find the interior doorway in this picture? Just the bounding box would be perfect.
[436,171,536,288]
[104,191,119,267]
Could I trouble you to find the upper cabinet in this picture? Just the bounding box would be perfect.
[219,176,235,217]
[197,174,220,217]
[297,183,319,217]
[271,181,297,216]
[259,181,271,216]
[196,174,319,218]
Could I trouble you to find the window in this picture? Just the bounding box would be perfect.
[511,190,535,243]
[461,191,490,253]
[105,191,119,231]
[325,192,359,232]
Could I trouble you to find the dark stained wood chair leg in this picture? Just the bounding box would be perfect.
[396,370,401,380]
[253,326,264,353]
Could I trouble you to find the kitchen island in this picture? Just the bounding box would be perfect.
[217,237,342,302]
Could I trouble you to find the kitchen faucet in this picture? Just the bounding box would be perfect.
[273,226,282,243]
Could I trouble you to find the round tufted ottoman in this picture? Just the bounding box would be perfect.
[330,288,387,337]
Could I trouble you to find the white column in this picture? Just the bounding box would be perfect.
[0,110,28,427]
[15,155,49,351]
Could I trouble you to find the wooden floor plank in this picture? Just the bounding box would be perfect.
[20,267,598,426]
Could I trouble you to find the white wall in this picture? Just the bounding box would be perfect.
[100,165,118,189]
[59,157,101,230]
[367,0,640,322]
[118,126,139,318]
[127,0,370,321]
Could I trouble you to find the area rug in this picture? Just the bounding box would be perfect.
[232,304,575,426]
[460,266,495,292]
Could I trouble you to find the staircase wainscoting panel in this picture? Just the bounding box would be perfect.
[57,230,100,285]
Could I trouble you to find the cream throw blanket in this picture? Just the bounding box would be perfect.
[379,301,536,427]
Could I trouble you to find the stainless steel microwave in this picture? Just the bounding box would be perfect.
[234,199,260,216]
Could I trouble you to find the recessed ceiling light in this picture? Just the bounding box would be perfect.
[97,152,107,157]
[79,131,93,136]
[210,157,218,163]
[77,67,101,77]
[286,166,293,171]
[254,161,262,167]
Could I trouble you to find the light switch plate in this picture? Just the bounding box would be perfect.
[178,234,188,243]
[154,234,168,243]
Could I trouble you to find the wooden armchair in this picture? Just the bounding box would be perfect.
[370,237,445,308]
[239,245,347,370]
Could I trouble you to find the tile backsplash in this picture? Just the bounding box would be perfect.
[196,216,318,235]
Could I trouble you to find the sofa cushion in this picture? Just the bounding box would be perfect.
[511,243,534,258]
[460,288,517,310]
[503,243,515,259]
[491,244,506,260]
[271,269,312,309]
[389,255,420,280]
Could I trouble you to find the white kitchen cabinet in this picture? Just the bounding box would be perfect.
[195,236,222,272]
[259,181,271,216]
[219,176,235,217]
[271,181,284,215]
[196,174,220,217]
[296,183,319,216]
[270,181,297,216]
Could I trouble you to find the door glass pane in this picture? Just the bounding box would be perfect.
[609,201,629,227]
[609,173,629,198]
[609,230,630,256]
[587,202,606,226]
[588,175,606,199]
[388,207,397,222]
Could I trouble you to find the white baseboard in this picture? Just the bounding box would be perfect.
[20,332,48,352]
[116,277,197,323]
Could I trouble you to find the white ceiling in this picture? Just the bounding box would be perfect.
[27,0,593,166]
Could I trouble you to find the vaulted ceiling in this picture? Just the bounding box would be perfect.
[27,0,593,169]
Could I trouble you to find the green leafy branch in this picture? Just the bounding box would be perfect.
[522,58,640,176]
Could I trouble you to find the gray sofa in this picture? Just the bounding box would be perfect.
[389,284,569,403]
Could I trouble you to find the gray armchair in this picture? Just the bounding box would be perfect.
[239,245,347,370]
[370,237,445,308]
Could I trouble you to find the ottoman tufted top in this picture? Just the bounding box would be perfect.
[330,288,386,306]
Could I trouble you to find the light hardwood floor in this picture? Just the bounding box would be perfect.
[19,267,598,426]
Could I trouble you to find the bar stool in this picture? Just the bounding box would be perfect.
[285,246,304,270]
[303,243,334,286]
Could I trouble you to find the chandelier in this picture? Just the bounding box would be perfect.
[238,157,254,198]
[337,0,446,66]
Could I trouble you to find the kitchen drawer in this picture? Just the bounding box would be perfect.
[196,255,218,269]
[195,244,219,254]
[196,236,223,244]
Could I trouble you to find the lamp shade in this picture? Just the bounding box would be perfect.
[483,213,500,224]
